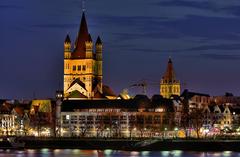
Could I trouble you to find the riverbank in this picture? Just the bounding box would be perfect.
[16,137,240,151]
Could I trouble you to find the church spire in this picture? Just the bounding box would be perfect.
[162,57,176,83]
[64,34,71,43]
[72,12,89,58]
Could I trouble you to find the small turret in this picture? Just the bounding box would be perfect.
[85,34,93,59]
[95,36,102,61]
[64,34,71,59]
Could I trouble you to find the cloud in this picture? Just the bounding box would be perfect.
[200,53,240,60]
[187,43,240,51]
[150,0,237,19]
[31,23,79,29]
[0,5,23,9]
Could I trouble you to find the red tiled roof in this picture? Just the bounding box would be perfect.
[14,106,24,116]
[94,91,106,99]
[72,12,89,59]
[103,85,116,96]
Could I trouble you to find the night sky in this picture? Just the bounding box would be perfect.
[1,0,240,99]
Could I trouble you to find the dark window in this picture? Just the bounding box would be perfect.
[73,65,76,71]
[78,65,81,71]
[82,65,86,71]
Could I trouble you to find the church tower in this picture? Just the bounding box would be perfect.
[63,12,103,99]
[160,58,180,98]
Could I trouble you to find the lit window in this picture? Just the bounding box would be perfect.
[66,115,70,120]
[155,108,164,112]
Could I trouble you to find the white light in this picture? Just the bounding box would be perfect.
[172,150,182,157]
[223,151,232,157]
[66,115,70,120]
[104,149,112,155]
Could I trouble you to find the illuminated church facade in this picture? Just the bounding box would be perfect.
[160,58,181,98]
[63,12,103,99]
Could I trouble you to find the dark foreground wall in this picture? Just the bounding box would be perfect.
[20,138,240,151]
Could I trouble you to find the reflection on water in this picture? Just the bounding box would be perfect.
[0,149,238,157]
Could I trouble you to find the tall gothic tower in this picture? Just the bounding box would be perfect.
[63,12,103,99]
[160,58,180,98]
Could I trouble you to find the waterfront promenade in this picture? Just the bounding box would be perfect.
[16,137,240,151]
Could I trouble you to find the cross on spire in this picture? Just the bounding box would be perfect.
[82,0,86,12]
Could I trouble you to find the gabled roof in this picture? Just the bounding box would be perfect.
[181,89,210,99]
[72,12,89,58]
[218,105,226,113]
[67,90,88,99]
[13,106,24,116]
[68,78,86,90]
[208,105,215,112]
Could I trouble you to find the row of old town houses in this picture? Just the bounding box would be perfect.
[0,91,240,138]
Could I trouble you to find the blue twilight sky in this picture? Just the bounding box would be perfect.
[1,0,240,99]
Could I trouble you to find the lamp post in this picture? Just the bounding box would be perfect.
[164,127,168,139]
[174,127,178,139]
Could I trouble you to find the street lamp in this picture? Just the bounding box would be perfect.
[164,128,168,139]
[174,127,178,139]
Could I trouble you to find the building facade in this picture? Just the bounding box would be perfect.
[60,97,180,138]
[181,89,211,112]
[63,12,103,99]
[160,58,181,98]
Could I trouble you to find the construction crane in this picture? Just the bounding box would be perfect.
[120,79,164,97]
[129,81,147,95]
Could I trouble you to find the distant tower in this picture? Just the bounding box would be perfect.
[63,12,103,99]
[160,58,181,98]
[64,34,71,59]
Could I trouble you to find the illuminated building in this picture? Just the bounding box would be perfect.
[181,89,210,112]
[60,95,181,138]
[63,12,103,99]
[160,58,181,98]
[29,100,54,136]
[0,101,16,135]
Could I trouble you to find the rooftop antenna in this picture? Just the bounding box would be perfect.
[82,0,86,12]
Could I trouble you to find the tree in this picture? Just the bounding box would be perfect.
[79,123,89,137]
[180,97,190,138]
[189,108,204,139]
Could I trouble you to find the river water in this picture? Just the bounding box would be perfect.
[0,149,237,157]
